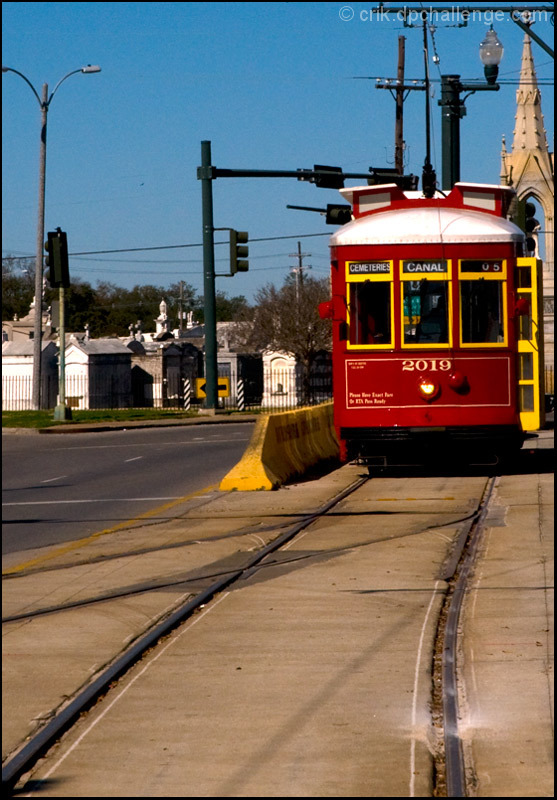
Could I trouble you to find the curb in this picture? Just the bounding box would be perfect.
[2,415,258,435]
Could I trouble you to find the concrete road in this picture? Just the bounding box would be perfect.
[4,468,498,796]
[2,423,253,555]
[4,431,553,797]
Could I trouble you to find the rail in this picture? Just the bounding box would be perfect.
[1,474,366,791]
[2,471,504,795]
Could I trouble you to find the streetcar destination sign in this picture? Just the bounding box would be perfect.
[402,260,448,273]
[348,261,391,274]
[460,259,503,273]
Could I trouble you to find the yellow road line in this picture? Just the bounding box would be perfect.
[2,484,217,576]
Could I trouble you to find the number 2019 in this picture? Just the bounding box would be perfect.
[402,359,452,372]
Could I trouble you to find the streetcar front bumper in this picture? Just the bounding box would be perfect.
[341,425,526,467]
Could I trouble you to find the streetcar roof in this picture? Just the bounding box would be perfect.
[330,205,525,246]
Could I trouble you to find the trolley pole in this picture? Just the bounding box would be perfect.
[200,140,218,412]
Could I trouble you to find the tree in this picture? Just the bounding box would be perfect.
[54,281,202,338]
[44,278,102,335]
[195,290,250,324]
[233,274,332,401]
[215,291,249,321]
[1,265,241,339]
[2,256,35,321]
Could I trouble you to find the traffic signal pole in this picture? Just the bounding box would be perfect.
[53,284,71,420]
[200,140,218,412]
[45,228,72,421]
[197,141,411,411]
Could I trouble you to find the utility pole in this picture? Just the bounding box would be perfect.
[33,83,48,411]
[179,280,184,336]
[375,47,426,176]
[373,35,412,175]
[395,35,406,175]
[289,241,311,304]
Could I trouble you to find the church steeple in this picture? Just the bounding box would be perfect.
[511,34,549,154]
[500,135,509,184]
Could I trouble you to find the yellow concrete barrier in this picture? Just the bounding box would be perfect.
[219,402,339,491]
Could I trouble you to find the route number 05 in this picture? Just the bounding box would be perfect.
[402,359,452,372]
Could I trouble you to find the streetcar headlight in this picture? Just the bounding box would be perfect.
[418,378,439,400]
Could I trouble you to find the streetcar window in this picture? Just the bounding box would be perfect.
[520,384,535,412]
[516,266,532,288]
[349,282,391,345]
[517,297,532,341]
[460,281,504,343]
[403,280,448,344]
[519,352,534,381]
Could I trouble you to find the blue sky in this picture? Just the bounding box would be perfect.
[2,2,554,308]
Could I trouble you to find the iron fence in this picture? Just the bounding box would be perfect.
[2,368,333,412]
[4,368,554,414]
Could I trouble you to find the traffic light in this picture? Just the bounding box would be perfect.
[230,230,249,275]
[311,165,344,189]
[515,199,540,254]
[44,228,70,288]
[367,167,419,191]
[325,204,352,225]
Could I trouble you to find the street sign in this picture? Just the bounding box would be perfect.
[196,377,230,398]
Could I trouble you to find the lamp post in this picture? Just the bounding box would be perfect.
[439,28,503,190]
[479,26,505,85]
[2,64,101,410]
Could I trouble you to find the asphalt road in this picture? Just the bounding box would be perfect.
[2,423,253,557]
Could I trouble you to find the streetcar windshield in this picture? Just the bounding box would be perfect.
[403,280,449,344]
[460,281,504,343]
[349,282,391,345]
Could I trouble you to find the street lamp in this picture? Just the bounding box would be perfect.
[438,29,503,190]
[479,26,504,85]
[2,64,101,410]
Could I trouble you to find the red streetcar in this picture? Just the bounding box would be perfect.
[319,181,545,467]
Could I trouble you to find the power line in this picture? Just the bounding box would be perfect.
[70,231,330,257]
[67,263,330,276]
[2,231,330,263]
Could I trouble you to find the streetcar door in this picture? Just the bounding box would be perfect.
[516,257,545,431]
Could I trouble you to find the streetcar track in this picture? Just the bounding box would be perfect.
[3,506,479,581]
[2,475,368,790]
[431,474,498,797]
[2,472,497,795]
[3,509,483,623]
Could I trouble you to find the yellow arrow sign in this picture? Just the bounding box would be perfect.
[196,377,230,398]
